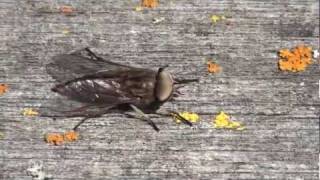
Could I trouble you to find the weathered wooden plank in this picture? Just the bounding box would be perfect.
[0,0,319,179]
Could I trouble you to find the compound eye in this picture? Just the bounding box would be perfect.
[156,71,173,101]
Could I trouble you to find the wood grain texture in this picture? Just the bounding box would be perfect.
[0,0,319,179]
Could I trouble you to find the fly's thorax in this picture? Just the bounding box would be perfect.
[155,69,174,102]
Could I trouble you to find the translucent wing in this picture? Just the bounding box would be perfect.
[45,48,159,112]
[52,69,158,108]
[46,48,134,83]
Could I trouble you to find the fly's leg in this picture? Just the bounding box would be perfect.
[125,112,160,132]
[156,111,193,127]
[55,104,95,114]
[41,105,114,131]
[84,48,109,63]
[41,104,97,118]
[70,48,92,57]
[71,106,114,131]
[129,104,160,132]
[169,111,193,126]
[70,48,105,62]
[84,48,100,60]
[73,117,90,131]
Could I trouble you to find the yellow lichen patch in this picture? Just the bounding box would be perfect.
[153,17,165,24]
[0,84,8,95]
[142,0,159,8]
[207,61,221,73]
[211,15,226,24]
[313,49,319,59]
[45,133,64,145]
[0,132,4,139]
[63,131,79,142]
[213,111,245,130]
[173,112,200,123]
[59,5,74,14]
[135,6,143,11]
[22,108,39,117]
[278,45,313,72]
[62,29,70,35]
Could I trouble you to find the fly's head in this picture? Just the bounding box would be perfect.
[155,67,174,102]
[155,66,198,102]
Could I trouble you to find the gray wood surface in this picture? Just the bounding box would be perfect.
[0,0,319,179]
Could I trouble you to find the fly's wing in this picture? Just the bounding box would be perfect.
[39,69,155,117]
[52,69,158,109]
[39,98,118,118]
[46,49,134,83]
[46,49,159,113]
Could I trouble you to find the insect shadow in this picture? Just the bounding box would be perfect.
[41,48,198,131]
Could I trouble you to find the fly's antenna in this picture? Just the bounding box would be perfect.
[158,64,169,73]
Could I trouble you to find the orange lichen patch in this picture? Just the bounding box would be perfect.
[63,131,79,142]
[142,0,159,8]
[278,45,312,72]
[207,61,221,73]
[0,84,8,95]
[46,133,64,145]
[59,5,74,14]
[45,131,79,145]
[22,108,39,117]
